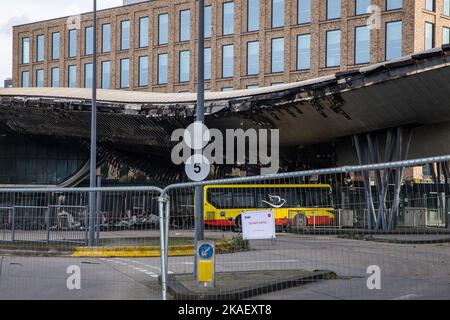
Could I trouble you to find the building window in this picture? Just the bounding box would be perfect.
[326,29,341,67]
[386,0,402,10]
[85,26,93,55]
[22,71,30,87]
[205,6,212,38]
[179,10,190,42]
[205,48,211,80]
[101,61,110,89]
[222,87,233,92]
[248,0,260,32]
[158,53,168,84]
[36,69,44,87]
[22,37,30,64]
[51,68,60,87]
[120,59,130,88]
[445,0,450,16]
[425,0,435,11]
[271,37,284,73]
[247,84,259,89]
[443,27,450,45]
[222,44,234,78]
[68,65,77,88]
[36,35,45,62]
[297,34,311,70]
[138,56,148,87]
[102,24,111,53]
[327,0,341,20]
[247,41,259,75]
[223,2,234,35]
[139,17,149,48]
[121,20,130,50]
[272,0,285,28]
[52,32,60,60]
[298,0,311,24]
[355,26,371,64]
[179,50,190,83]
[425,22,435,50]
[158,13,169,45]
[356,0,371,15]
[386,21,402,60]
[68,29,77,58]
[84,63,93,88]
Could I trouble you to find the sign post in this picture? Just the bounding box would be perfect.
[197,241,215,287]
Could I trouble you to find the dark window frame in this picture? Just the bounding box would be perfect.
[270,37,285,74]
[296,33,311,71]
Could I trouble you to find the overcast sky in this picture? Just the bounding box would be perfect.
[0,0,123,87]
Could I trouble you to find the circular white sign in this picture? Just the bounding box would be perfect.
[183,122,210,151]
[185,154,210,182]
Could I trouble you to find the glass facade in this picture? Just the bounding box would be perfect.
[68,65,77,88]
[139,56,149,86]
[84,63,93,88]
[51,67,60,87]
[180,10,190,42]
[326,29,341,67]
[271,37,284,73]
[247,41,259,75]
[101,61,110,89]
[222,44,234,78]
[139,17,149,48]
[355,0,371,15]
[52,32,60,60]
[120,59,130,88]
[36,35,45,62]
[355,25,371,64]
[248,0,260,31]
[425,22,435,50]
[159,13,169,45]
[179,50,190,83]
[22,37,30,64]
[386,21,402,60]
[327,0,341,20]
[36,69,44,87]
[158,53,168,84]
[272,0,285,28]
[85,26,93,55]
[22,71,30,87]
[68,29,77,58]
[102,24,111,53]
[297,0,311,24]
[205,48,211,80]
[121,20,131,50]
[297,34,311,70]
[205,6,212,38]
[386,0,402,10]
[223,2,234,35]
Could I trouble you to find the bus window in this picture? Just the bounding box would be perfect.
[207,189,233,209]
[233,189,256,209]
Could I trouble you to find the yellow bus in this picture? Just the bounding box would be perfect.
[204,184,335,230]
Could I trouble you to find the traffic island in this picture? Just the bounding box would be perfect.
[166,269,337,300]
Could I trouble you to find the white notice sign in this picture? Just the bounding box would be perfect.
[241,210,276,240]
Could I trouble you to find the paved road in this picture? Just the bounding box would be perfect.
[0,235,449,299]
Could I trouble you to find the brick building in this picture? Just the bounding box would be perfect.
[12,0,450,93]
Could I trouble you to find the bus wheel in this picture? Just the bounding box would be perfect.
[234,215,242,233]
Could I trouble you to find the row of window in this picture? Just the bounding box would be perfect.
[426,0,450,14]
[21,0,408,65]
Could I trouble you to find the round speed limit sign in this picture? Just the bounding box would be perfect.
[185,154,210,182]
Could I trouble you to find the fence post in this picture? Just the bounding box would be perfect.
[46,206,51,244]
[165,198,170,272]
[11,207,15,243]
[158,195,168,301]
[96,177,102,246]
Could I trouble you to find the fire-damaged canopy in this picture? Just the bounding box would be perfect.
[1,45,450,181]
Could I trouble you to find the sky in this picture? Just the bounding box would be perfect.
[0,0,123,87]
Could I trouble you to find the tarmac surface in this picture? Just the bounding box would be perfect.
[0,234,449,300]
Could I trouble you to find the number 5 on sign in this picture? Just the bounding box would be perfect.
[185,154,210,182]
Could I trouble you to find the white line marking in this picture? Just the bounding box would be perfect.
[392,294,420,300]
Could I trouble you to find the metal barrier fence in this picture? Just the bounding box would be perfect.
[0,155,450,300]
